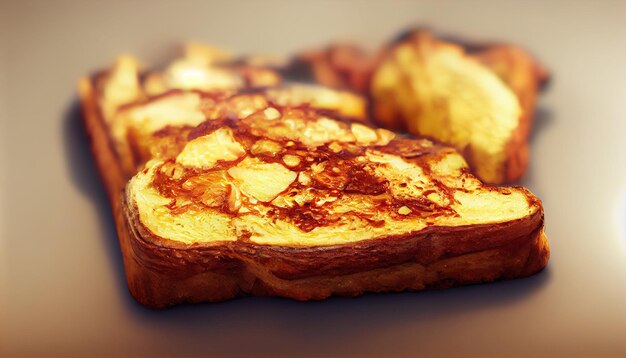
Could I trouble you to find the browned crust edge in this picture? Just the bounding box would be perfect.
[78,76,549,308]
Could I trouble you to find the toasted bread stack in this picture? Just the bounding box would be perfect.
[80,37,549,308]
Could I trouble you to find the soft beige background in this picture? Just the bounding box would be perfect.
[2,0,626,357]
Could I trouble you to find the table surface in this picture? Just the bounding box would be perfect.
[2,1,626,357]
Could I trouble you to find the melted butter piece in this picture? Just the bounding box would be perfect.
[302,117,353,146]
[250,139,283,156]
[351,123,378,143]
[367,150,431,199]
[227,157,297,202]
[282,154,301,167]
[176,127,246,168]
[165,59,243,91]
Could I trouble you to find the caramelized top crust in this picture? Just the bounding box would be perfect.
[89,41,544,249]
[126,102,541,247]
[110,87,368,175]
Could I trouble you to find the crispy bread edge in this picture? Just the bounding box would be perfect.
[125,192,549,308]
[79,76,549,309]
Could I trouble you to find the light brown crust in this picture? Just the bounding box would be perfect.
[122,194,548,307]
[79,77,130,200]
[79,74,549,308]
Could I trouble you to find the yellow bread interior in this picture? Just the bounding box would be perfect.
[371,32,522,183]
[127,107,537,247]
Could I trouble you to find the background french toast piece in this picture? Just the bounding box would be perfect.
[122,103,548,307]
[83,44,368,179]
[90,43,283,126]
[371,31,527,184]
[291,43,375,93]
[291,30,548,184]
[106,86,367,177]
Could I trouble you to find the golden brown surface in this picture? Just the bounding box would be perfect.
[371,31,524,183]
[79,44,549,308]
[127,103,541,247]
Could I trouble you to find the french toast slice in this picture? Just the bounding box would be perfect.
[291,30,548,184]
[80,45,549,308]
[370,30,549,183]
[122,103,548,307]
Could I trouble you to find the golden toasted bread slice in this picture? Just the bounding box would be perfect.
[371,31,548,184]
[371,31,519,183]
[292,31,548,184]
[83,50,367,179]
[121,101,548,307]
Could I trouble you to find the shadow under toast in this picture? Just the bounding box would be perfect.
[126,268,552,356]
[62,100,133,305]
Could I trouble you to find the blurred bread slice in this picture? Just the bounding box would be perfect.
[292,30,549,183]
